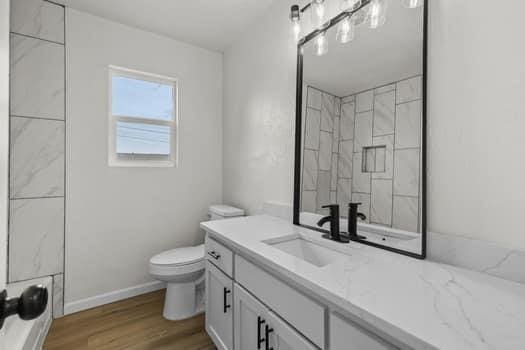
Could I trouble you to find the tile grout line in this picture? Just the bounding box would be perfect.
[10,31,64,46]
[10,114,65,122]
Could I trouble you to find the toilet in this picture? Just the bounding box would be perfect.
[149,205,244,320]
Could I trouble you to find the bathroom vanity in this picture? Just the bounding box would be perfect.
[202,215,525,350]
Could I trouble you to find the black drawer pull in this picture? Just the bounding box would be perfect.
[257,316,266,349]
[265,325,274,350]
[223,288,231,313]
[208,251,221,260]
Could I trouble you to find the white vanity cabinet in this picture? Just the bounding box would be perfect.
[205,261,233,350]
[234,284,317,350]
[205,236,400,350]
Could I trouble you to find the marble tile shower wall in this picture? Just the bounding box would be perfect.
[302,76,422,232]
[9,0,65,317]
[301,87,341,215]
[342,76,422,231]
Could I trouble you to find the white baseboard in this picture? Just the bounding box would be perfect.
[64,281,165,315]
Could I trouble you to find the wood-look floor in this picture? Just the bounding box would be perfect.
[43,290,215,350]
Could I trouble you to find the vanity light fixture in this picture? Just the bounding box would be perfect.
[336,16,356,43]
[367,0,388,29]
[401,0,423,8]
[311,0,327,29]
[290,0,422,52]
[315,31,328,56]
[290,5,302,42]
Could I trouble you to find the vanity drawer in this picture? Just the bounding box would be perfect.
[205,236,233,278]
[235,255,325,348]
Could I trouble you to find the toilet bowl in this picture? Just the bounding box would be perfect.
[150,245,206,320]
[150,205,244,321]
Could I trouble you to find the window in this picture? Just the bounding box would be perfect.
[108,66,177,167]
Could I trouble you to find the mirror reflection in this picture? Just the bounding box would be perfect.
[298,0,425,255]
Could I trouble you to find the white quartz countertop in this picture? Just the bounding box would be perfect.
[201,215,525,350]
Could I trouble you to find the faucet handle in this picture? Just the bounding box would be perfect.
[321,204,339,216]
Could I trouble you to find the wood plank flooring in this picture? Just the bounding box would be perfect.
[43,290,215,350]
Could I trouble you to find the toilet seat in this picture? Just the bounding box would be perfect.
[149,245,205,278]
[150,245,204,267]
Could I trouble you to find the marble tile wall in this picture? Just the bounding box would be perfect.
[337,76,423,231]
[302,86,341,215]
[8,0,65,317]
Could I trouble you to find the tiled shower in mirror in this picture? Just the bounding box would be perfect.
[301,76,422,232]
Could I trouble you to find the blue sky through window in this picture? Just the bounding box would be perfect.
[112,74,174,156]
[112,76,174,120]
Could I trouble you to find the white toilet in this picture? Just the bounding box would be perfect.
[149,205,244,320]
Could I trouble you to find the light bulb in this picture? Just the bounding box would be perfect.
[336,17,356,44]
[292,21,301,41]
[367,0,388,29]
[340,0,362,12]
[315,32,328,56]
[402,0,423,8]
[311,0,326,29]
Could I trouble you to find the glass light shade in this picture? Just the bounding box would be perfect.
[314,32,328,56]
[311,0,326,29]
[336,17,356,44]
[340,0,362,11]
[367,0,388,29]
[292,20,301,41]
[402,0,423,8]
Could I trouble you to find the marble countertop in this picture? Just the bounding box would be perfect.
[201,215,525,350]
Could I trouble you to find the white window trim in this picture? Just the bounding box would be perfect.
[108,65,179,167]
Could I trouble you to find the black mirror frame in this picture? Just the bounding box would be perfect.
[292,0,428,259]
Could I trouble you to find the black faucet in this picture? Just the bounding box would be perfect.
[348,203,367,240]
[317,205,349,243]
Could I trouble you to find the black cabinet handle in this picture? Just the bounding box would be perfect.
[208,251,221,260]
[0,285,48,330]
[223,288,231,313]
[265,324,274,350]
[257,316,266,349]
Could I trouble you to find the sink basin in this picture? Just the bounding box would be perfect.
[265,235,348,267]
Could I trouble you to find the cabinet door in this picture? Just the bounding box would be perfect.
[235,284,318,350]
[206,261,233,350]
[234,283,269,350]
[330,313,397,350]
[266,311,318,350]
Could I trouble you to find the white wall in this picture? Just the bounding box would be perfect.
[223,0,525,250]
[223,0,297,215]
[0,0,9,291]
[427,0,525,250]
[66,9,223,306]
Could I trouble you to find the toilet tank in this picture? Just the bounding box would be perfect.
[208,205,244,220]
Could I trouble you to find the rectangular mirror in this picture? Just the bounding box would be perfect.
[293,0,427,258]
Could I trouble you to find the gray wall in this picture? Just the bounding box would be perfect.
[9,0,65,317]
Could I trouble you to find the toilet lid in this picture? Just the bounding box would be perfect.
[150,244,204,266]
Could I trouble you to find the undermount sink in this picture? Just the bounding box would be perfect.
[265,235,349,267]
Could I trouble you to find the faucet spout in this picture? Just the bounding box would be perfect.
[316,216,331,228]
[317,204,349,243]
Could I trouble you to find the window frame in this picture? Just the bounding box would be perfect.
[108,65,179,167]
